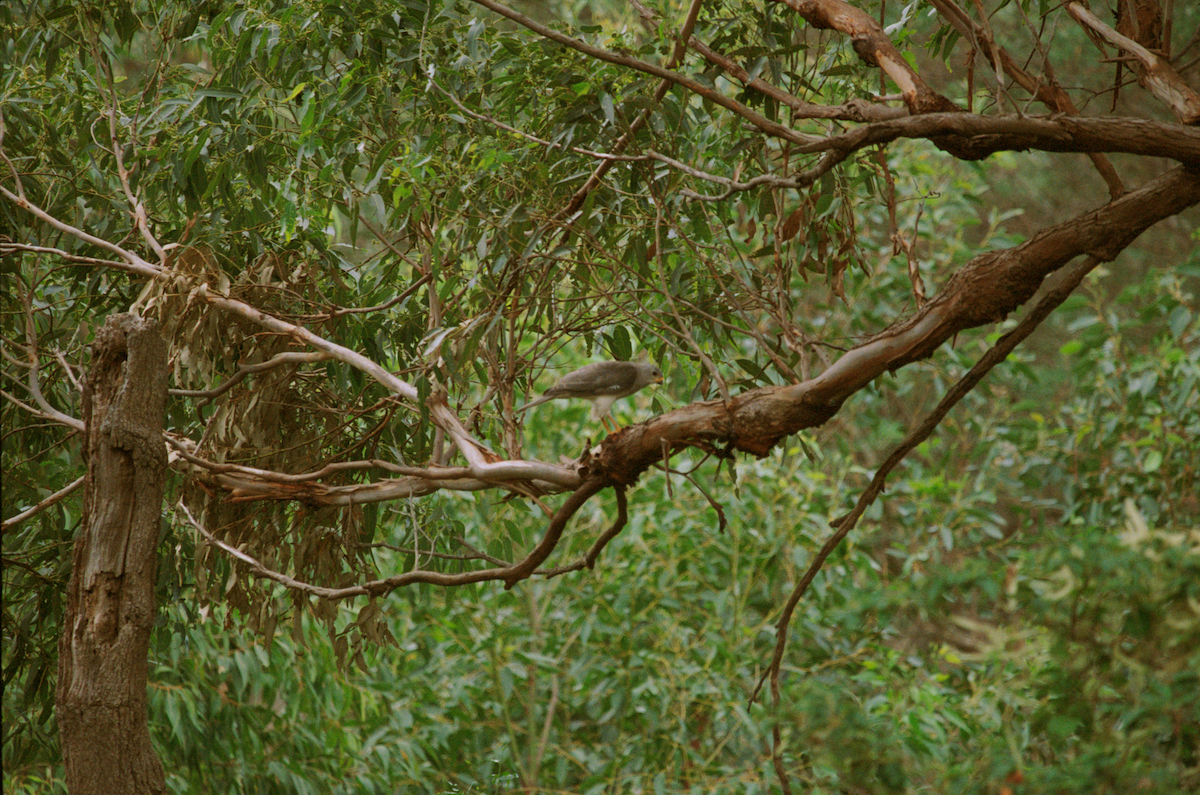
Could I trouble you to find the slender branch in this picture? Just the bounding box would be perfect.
[648,200,730,401]
[752,252,1105,708]
[540,485,630,577]
[1,389,82,430]
[1,475,86,532]
[17,286,85,432]
[927,0,1126,194]
[168,351,332,401]
[673,148,847,201]
[325,273,432,318]
[549,0,710,218]
[0,242,137,271]
[466,0,821,153]
[53,350,84,393]
[688,36,908,122]
[179,501,360,598]
[0,186,162,277]
[429,79,568,150]
[177,474,611,598]
[164,433,580,499]
[101,48,166,263]
[362,538,512,567]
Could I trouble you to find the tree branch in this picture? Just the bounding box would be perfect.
[177,474,611,598]
[466,0,822,150]
[0,193,509,473]
[927,0,1128,193]
[1067,1,1200,124]
[688,36,909,122]
[594,163,1200,483]
[771,0,960,114]
[754,251,1106,795]
[168,351,332,402]
[540,485,630,577]
[798,113,1200,163]
[1,475,86,532]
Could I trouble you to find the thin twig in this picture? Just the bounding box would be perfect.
[540,484,629,577]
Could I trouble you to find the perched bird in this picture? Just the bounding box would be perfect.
[518,360,664,432]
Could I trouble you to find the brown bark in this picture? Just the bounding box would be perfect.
[1116,0,1164,51]
[57,314,168,795]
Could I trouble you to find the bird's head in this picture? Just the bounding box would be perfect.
[638,362,664,388]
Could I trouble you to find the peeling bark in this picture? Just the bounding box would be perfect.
[772,0,960,114]
[57,314,168,795]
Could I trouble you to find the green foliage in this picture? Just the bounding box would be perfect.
[14,272,1196,791]
[4,0,1199,790]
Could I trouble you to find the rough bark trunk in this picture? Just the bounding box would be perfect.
[56,314,168,795]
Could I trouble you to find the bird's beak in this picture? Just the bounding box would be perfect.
[654,373,664,384]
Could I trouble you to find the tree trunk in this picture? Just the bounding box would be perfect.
[57,314,168,795]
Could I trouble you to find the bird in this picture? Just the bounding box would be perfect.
[518,360,664,432]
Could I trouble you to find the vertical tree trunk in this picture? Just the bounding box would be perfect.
[57,314,168,795]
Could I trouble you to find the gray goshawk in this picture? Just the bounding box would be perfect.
[519,360,664,431]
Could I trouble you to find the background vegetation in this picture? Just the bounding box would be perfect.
[3,0,1198,791]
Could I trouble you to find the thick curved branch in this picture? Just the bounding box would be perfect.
[500,475,608,587]
[800,113,1200,163]
[593,164,1200,483]
[539,486,630,578]
[651,113,1198,201]
[10,164,1195,510]
[654,113,1198,203]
